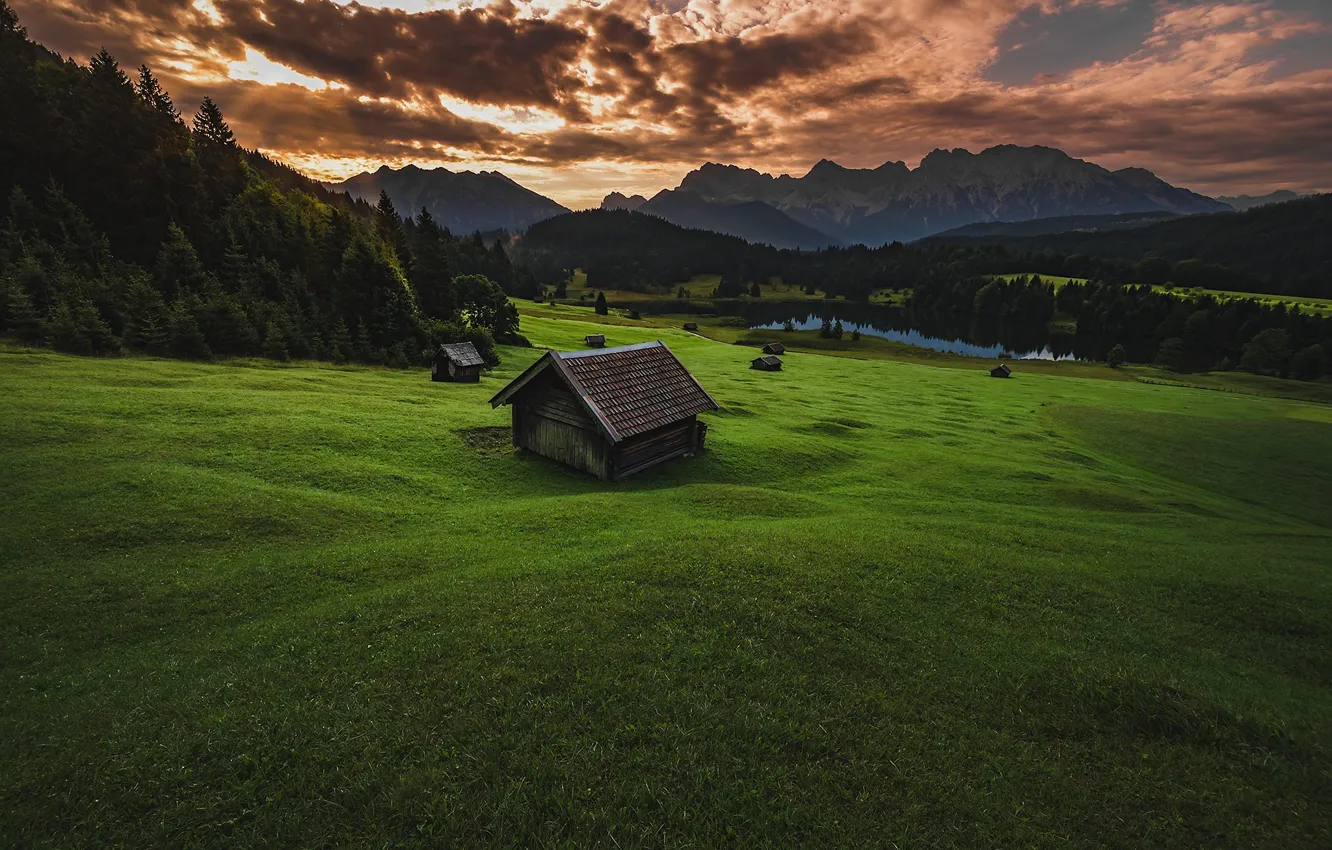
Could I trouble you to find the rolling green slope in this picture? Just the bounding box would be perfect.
[2,322,1330,847]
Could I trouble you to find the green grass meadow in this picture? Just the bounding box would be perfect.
[2,315,1331,846]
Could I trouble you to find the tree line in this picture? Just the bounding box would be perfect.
[0,2,521,367]
[910,274,1330,379]
[521,210,1330,378]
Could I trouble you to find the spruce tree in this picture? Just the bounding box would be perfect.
[261,321,289,361]
[192,97,236,147]
[375,191,413,277]
[46,301,92,355]
[4,284,44,344]
[328,317,352,364]
[135,66,178,120]
[595,291,608,315]
[167,299,211,359]
[154,224,212,298]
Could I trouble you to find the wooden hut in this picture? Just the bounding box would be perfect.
[683,322,699,332]
[762,342,786,355]
[432,342,485,383]
[585,334,606,348]
[751,355,783,371]
[990,363,1012,378]
[490,341,718,481]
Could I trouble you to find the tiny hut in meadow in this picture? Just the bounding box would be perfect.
[490,341,718,481]
[751,355,783,371]
[762,342,786,355]
[585,334,606,348]
[990,363,1013,378]
[683,322,699,332]
[432,342,485,383]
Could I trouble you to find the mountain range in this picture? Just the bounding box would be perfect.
[327,165,568,234]
[1215,190,1308,211]
[615,146,1230,248]
[329,147,1248,248]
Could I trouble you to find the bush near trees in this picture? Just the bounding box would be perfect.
[1240,329,1291,376]
[0,5,520,368]
[1107,344,1127,368]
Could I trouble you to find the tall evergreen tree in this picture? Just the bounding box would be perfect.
[135,66,178,120]
[192,97,236,148]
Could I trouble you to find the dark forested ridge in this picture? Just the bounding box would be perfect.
[923,194,1332,298]
[0,1,524,366]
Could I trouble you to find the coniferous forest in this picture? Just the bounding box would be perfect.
[0,2,523,367]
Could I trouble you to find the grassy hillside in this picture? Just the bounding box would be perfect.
[2,319,1331,847]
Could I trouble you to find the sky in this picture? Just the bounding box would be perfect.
[11,0,1332,209]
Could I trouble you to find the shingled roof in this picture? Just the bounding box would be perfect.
[490,341,718,442]
[436,342,485,368]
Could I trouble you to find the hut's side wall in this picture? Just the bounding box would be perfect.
[512,380,613,479]
[612,417,698,480]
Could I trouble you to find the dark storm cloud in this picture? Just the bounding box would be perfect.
[214,0,590,107]
[8,0,1332,200]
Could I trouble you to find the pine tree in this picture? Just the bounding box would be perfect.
[192,97,236,147]
[155,224,212,298]
[46,301,92,355]
[595,291,608,315]
[0,0,21,33]
[167,299,211,359]
[261,321,289,361]
[135,66,178,120]
[749,281,761,297]
[3,284,44,344]
[328,317,352,364]
[353,324,376,363]
[375,191,413,278]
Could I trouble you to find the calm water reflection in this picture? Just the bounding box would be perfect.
[625,300,1143,361]
[752,313,1072,360]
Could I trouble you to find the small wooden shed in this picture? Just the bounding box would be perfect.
[762,342,786,355]
[751,355,783,371]
[585,334,606,348]
[490,341,718,481]
[683,322,699,332]
[432,342,485,383]
[990,363,1012,378]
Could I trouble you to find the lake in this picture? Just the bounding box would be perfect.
[630,300,1128,361]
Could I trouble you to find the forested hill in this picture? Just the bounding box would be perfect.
[0,1,525,365]
[923,195,1332,298]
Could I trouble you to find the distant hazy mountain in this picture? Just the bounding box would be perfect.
[327,165,568,233]
[637,189,841,250]
[666,145,1229,245]
[928,211,1181,240]
[601,192,648,211]
[1216,190,1306,211]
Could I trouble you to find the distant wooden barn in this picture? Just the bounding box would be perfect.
[683,322,699,332]
[990,363,1013,378]
[762,342,786,355]
[490,341,718,481]
[751,355,783,371]
[432,342,485,383]
[585,334,606,348]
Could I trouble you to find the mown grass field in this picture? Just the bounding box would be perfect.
[3,315,1331,847]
